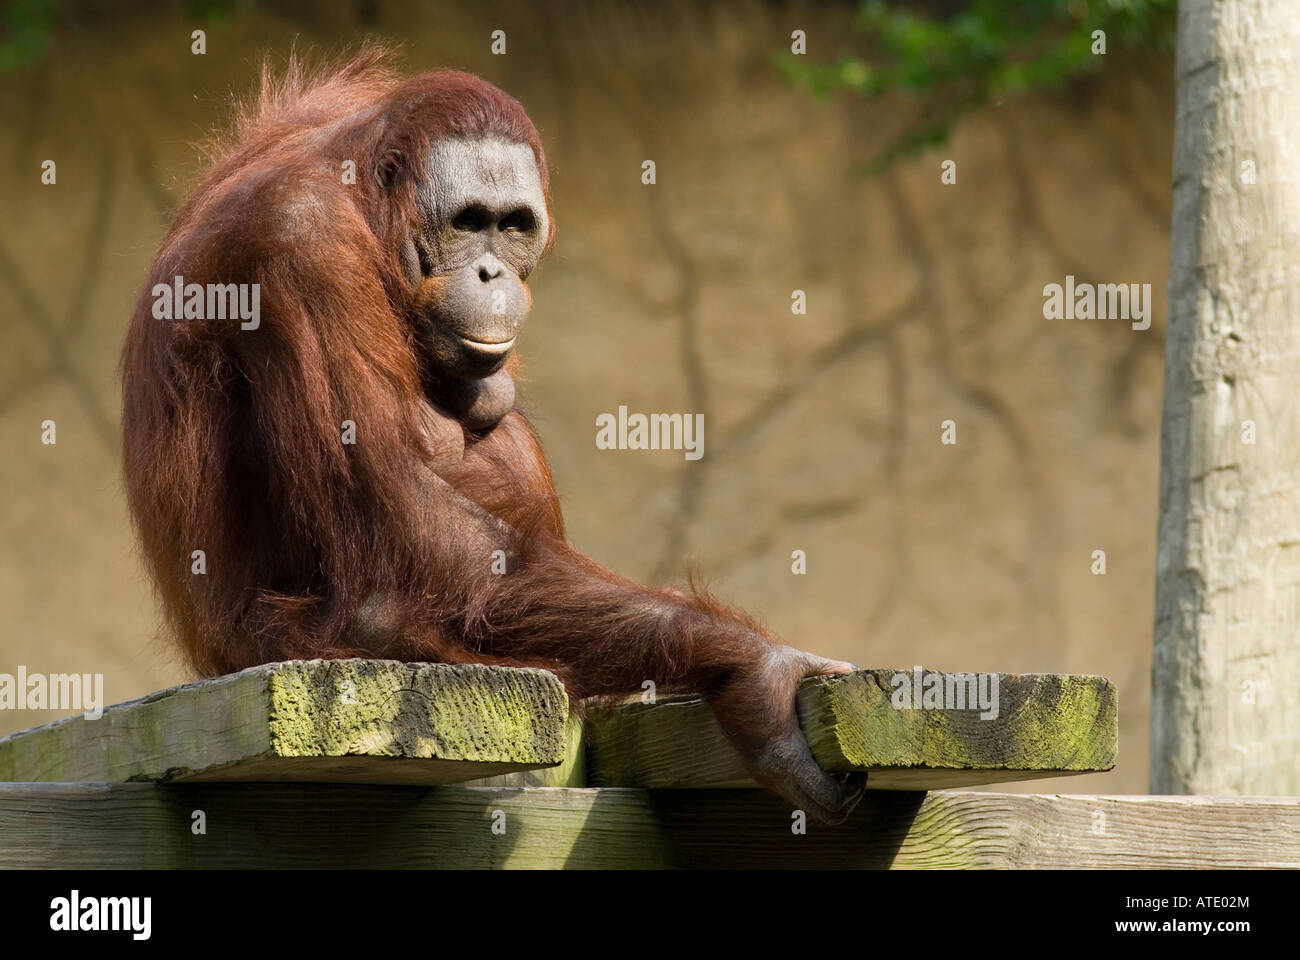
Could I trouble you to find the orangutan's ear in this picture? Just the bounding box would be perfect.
[375,148,404,191]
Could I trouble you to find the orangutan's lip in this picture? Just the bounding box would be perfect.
[459,336,515,354]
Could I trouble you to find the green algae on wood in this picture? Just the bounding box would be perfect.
[464,712,587,787]
[0,660,570,785]
[586,668,1117,790]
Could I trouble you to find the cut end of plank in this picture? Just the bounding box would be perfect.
[263,660,569,764]
[802,669,1118,774]
[0,659,571,785]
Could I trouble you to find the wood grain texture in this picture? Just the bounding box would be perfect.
[586,669,1118,789]
[1154,0,1300,795]
[464,714,587,787]
[0,783,1292,869]
[0,660,570,785]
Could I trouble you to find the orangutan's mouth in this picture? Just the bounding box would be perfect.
[458,336,515,355]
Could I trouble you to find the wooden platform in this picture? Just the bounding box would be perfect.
[1,783,1295,869]
[0,660,575,785]
[0,661,1116,791]
[1,659,1292,868]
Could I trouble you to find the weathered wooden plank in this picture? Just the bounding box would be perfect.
[585,669,1118,789]
[0,660,570,785]
[463,714,587,787]
[0,783,1292,869]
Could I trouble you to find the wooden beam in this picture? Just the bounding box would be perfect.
[463,713,587,788]
[0,660,572,785]
[585,669,1118,789]
[0,783,1292,869]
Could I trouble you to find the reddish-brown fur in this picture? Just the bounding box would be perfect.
[121,49,783,704]
[121,50,872,821]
